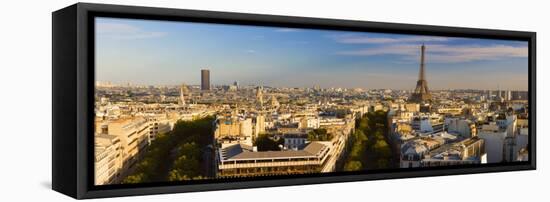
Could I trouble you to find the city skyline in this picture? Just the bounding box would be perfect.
[96,17,529,90]
[92,16,530,186]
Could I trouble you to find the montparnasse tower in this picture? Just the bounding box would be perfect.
[409,44,432,103]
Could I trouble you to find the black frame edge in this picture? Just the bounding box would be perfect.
[77,2,94,199]
[529,32,536,170]
[77,2,535,39]
[83,164,534,198]
[52,4,78,199]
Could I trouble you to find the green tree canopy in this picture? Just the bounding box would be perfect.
[121,116,214,184]
[344,161,362,171]
[307,128,332,141]
[255,134,282,151]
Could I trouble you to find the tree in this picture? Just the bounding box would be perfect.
[122,116,215,183]
[307,128,332,141]
[344,161,362,171]
[349,142,363,159]
[134,158,155,175]
[122,173,145,184]
[170,155,200,178]
[255,134,282,151]
[342,110,395,171]
[168,141,203,180]
[374,129,385,139]
[358,116,370,131]
[179,142,200,160]
[376,159,389,169]
[373,140,391,158]
[168,169,190,181]
[355,130,368,143]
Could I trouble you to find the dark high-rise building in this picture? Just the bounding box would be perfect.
[201,69,210,91]
[409,44,432,103]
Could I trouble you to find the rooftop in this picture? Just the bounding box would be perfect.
[220,142,328,161]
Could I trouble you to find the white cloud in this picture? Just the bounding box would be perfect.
[337,44,527,63]
[275,28,301,32]
[333,34,449,44]
[97,22,166,40]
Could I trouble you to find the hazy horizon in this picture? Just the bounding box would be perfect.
[95,17,529,91]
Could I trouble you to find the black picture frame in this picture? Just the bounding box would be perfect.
[52,2,536,199]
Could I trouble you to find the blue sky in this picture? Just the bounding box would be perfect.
[95,17,528,90]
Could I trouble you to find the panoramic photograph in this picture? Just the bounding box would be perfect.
[93,17,529,185]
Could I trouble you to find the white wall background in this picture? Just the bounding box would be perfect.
[0,0,547,201]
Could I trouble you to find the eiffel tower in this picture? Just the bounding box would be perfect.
[409,44,432,103]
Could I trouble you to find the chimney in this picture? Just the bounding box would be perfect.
[101,124,108,134]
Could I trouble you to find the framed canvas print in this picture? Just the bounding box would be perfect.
[52,3,536,199]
